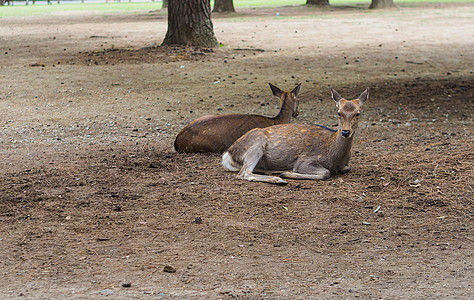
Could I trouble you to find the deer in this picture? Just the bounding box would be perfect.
[174,83,302,153]
[221,88,369,184]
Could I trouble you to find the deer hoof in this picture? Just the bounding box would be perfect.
[280,172,293,179]
[273,178,288,185]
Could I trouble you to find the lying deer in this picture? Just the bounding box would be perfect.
[174,83,302,153]
[222,88,369,184]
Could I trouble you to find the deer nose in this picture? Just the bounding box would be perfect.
[341,130,351,137]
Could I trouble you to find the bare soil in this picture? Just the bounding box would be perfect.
[0,4,473,299]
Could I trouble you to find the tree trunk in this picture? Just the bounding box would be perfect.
[369,0,395,9]
[162,0,218,48]
[0,0,5,6]
[306,0,329,6]
[213,0,235,13]
[162,0,168,8]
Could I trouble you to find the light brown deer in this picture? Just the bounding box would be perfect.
[174,83,302,153]
[222,88,369,184]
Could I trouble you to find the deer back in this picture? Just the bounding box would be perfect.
[174,113,280,153]
[174,83,302,153]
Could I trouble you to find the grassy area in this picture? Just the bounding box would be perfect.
[0,0,471,17]
[0,2,163,17]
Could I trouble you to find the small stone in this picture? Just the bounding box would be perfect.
[193,217,202,224]
[148,162,161,169]
[163,265,176,273]
[122,282,131,288]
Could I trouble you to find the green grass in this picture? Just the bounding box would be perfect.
[0,0,471,17]
[0,2,164,17]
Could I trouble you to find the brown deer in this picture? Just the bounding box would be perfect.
[174,83,302,153]
[222,88,369,184]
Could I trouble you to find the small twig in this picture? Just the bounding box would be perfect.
[233,48,265,52]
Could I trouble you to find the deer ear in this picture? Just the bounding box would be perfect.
[331,88,343,105]
[358,88,369,105]
[292,83,302,97]
[269,83,282,98]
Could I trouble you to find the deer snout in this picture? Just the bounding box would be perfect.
[292,110,299,117]
[341,130,351,138]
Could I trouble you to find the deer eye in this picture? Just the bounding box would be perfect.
[337,112,342,117]
[356,113,360,117]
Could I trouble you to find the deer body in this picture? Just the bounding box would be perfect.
[222,88,369,184]
[174,83,302,153]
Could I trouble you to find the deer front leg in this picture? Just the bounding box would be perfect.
[280,169,331,180]
[239,172,288,185]
[281,160,331,181]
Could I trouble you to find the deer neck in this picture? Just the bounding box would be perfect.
[329,130,354,161]
[272,94,293,124]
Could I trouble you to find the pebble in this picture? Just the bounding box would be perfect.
[163,265,176,273]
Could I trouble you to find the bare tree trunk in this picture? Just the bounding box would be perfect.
[306,0,329,6]
[0,0,5,6]
[162,0,218,48]
[213,0,235,13]
[162,0,168,8]
[369,0,395,9]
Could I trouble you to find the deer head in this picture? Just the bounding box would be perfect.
[269,82,302,118]
[331,88,369,138]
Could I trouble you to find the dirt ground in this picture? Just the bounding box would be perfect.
[0,3,473,299]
